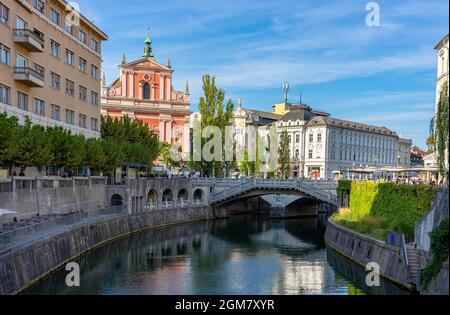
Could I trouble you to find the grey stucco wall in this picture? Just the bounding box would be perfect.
[0,205,215,295]
[325,219,412,291]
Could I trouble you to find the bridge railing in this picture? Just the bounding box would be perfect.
[0,205,125,254]
[210,178,338,206]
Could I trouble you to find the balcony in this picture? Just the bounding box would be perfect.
[13,67,45,87]
[13,29,45,52]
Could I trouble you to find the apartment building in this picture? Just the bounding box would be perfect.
[0,0,107,138]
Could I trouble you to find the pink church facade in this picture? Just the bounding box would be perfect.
[101,32,191,160]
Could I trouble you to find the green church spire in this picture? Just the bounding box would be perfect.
[142,27,154,59]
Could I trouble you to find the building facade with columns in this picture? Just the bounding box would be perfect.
[276,105,400,180]
[101,31,191,159]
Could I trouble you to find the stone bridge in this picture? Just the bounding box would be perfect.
[107,178,338,214]
[206,179,338,207]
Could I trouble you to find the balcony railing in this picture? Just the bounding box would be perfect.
[13,29,45,52]
[13,67,45,87]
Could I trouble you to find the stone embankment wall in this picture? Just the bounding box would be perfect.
[0,177,108,224]
[0,205,215,295]
[325,219,412,291]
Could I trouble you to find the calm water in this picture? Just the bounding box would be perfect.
[24,214,408,295]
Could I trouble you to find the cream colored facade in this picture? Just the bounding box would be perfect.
[396,138,412,167]
[0,0,107,138]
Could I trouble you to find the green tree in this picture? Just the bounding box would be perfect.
[85,138,105,173]
[0,113,21,172]
[101,139,125,173]
[278,130,291,179]
[194,74,234,177]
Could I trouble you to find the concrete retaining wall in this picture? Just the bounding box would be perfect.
[325,219,412,291]
[0,177,108,224]
[0,205,215,295]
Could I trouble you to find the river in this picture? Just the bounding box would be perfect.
[24,214,409,295]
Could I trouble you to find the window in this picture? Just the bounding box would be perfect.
[79,114,87,128]
[50,40,60,57]
[79,30,87,44]
[79,85,87,101]
[32,0,45,14]
[91,118,98,131]
[50,8,60,25]
[33,63,45,77]
[91,64,98,79]
[288,135,292,144]
[33,98,45,116]
[66,109,74,125]
[0,83,11,104]
[309,133,313,143]
[65,49,74,65]
[90,39,98,52]
[51,104,60,121]
[295,149,300,159]
[50,72,60,89]
[15,16,27,29]
[0,2,9,25]
[17,91,28,111]
[143,82,150,99]
[0,43,10,65]
[64,20,74,34]
[16,53,27,68]
[66,79,75,96]
[308,149,313,159]
[317,133,322,143]
[90,91,98,105]
[295,134,300,143]
[79,57,87,72]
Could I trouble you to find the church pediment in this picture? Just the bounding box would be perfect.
[121,58,172,72]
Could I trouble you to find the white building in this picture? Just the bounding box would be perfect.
[277,105,400,180]
[397,138,413,167]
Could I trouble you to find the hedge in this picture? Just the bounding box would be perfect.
[337,181,437,239]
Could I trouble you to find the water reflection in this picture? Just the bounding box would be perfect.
[24,214,408,295]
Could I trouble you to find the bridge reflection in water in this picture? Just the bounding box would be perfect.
[24,215,408,295]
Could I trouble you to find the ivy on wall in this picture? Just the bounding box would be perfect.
[422,218,449,290]
[434,81,449,182]
[336,181,437,239]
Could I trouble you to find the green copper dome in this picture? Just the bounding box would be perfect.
[143,28,154,59]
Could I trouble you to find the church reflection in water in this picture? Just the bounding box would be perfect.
[24,214,408,295]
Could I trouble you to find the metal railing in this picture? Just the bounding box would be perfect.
[400,234,411,283]
[13,28,44,47]
[13,67,45,81]
[0,205,125,254]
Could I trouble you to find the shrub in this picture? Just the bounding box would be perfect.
[422,218,449,290]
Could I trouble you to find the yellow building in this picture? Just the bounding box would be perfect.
[0,0,108,138]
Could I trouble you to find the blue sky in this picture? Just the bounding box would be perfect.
[75,0,448,148]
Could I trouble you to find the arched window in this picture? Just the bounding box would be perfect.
[143,82,150,99]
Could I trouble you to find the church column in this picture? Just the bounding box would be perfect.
[121,71,127,96]
[159,119,166,142]
[183,119,190,158]
[130,72,135,98]
[166,119,173,144]
[160,75,165,100]
[164,76,171,101]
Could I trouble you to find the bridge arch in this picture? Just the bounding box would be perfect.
[162,189,174,202]
[111,194,123,206]
[193,189,205,201]
[177,189,189,202]
[147,190,158,203]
